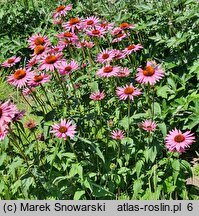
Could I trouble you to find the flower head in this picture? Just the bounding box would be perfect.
[123,44,143,55]
[1,56,21,67]
[7,68,34,88]
[139,120,157,132]
[58,59,79,75]
[28,72,50,87]
[24,119,37,129]
[116,83,142,100]
[82,16,100,29]
[63,17,82,32]
[0,123,8,141]
[165,128,195,153]
[86,27,107,37]
[119,22,135,30]
[52,4,72,18]
[136,61,165,85]
[116,67,130,77]
[28,34,50,50]
[96,65,120,78]
[0,100,18,125]
[51,119,76,140]
[111,130,125,140]
[96,49,115,64]
[90,91,105,101]
[39,53,63,71]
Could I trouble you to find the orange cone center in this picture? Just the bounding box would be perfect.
[103,66,113,73]
[174,134,185,142]
[56,5,65,12]
[59,126,68,133]
[45,55,57,64]
[34,75,43,82]
[124,87,134,94]
[14,69,26,80]
[34,37,45,45]
[143,65,155,76]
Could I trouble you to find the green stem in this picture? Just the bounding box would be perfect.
[40,84,53,109]
[49,140,60,177]
[67,139,78,163]
[127,97,131,137]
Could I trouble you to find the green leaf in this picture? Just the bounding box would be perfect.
[158,122,167,136]
[74,190,85,200]
[95,147,105,163]
[157,85,169,98]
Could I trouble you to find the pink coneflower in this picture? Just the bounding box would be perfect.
[165,128,195,153]
[119,22,135,30]
[136,61,165,85]
[116,67,130,77]
[123,44,143,55]
[86,27,107,37]
[112,49,126,60]
[116,83,142,100]
[39,53,63,71]
[26,57,38,69]
[48,46,64,54]
[63,17,82,32]
[22,87,34,96]
[57,31,79,43]
[24,119,37,129]
[52,4,72,19]
[51,119,76,140]
[89,91,105,101]
[0,100,18,125]
[82,16,100,28]
[32,45,48,59]
[112,29,129,43]
[28,73,50,87]
[96,65,120,77]
[1,56,21,67]
[76,40,95,49]
[7,68,34,88]
[139,120,157,132]
[111,130,125,140]
[100,22,114,30]
[58,59,79,75]
[28,34,50,50]
[0,123,8,141]
[96,49,115,64]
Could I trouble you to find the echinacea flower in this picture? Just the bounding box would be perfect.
[26,57,38,69]
[111,27,129,43]
[76,40,95,49]
[51,119,76,140]
[86,27,107,37]
[63,17,82,32]
[139,120,157,132]
[0,100,18,125]
[82,16,100,29]
[52,4,72,19]
[22,87,34,96]
[136,61,165,85]
[119,22,135,30]
[7,68,34,88]
[116,83,142,100]
[123,44,143,55]
[28,73,50,87]
[57,31,79,43]
[39,53,63,71]
[24,119,37,129]
[90,91,105,101]
[96,49,115,64]
[116,67,130,77]
[165,128,195,153]
[58,59,79,75]
[100,22,114,30]
[96,65,120,77]
[28,34,50,50]
[0,123,8,141]
[112,49,126,60]
[111,130,125,140]
[1,56,21,67]
[33,45,48,58]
